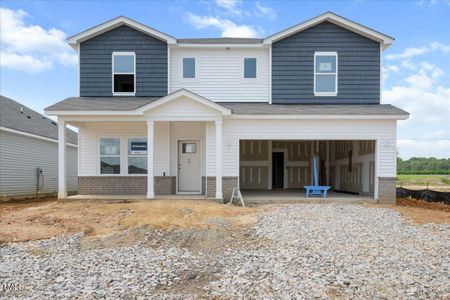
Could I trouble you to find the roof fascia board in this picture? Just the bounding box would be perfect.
[263,12,394,48]
[227,114,409,120]
[0,126,78,147]
[173,43,266,49]
[44,110,141,116]
[136,89,232,115]
[67,16,177,49]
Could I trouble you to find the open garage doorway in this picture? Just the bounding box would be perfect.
[239,140,376,201]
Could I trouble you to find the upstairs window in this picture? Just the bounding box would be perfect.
[244,58,257,78]
[183,58,196,78]
[314,52,338,96]
[113,52,135,95]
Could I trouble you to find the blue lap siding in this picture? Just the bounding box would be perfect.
[79,25,167,97]
[272,21,380,104]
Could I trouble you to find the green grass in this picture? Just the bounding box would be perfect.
[396,174,450,191]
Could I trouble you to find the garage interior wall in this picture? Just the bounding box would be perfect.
[239,140,375,195]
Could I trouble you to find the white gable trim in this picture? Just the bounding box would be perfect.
[136,89,232,115]
[264,12,394,49]
[67,16,177,49]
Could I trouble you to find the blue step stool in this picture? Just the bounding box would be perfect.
[304,156,331,198]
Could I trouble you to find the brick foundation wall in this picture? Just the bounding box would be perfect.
[78,176,176,195]
[78,176,147,195]
[377,177,396,204]
[202,176,238,202]
[154,176,176,195]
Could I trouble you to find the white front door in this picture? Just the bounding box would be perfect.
[178,140,201,193]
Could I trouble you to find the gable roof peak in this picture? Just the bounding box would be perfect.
[264,11,394,49]
[67,15,177,49]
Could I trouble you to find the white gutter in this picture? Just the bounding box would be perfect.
[227,114,409,120]
[0,126,78,148]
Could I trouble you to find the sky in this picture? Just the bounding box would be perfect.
[0,0,449,159]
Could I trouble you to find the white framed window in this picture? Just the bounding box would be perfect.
[127,137,148,174]
[243,57,257,78]
[100,138,121,174]
[112,52,136,96]
[183,57,196,78]
[314,52,338,96]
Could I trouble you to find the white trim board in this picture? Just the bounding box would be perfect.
[67,16,177,49]
[264,12,394,49]
[0,126,78,148]
[136,89,232,115]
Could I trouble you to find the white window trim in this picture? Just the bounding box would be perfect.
[314,51,338,97]
[242,57,257,80]
[127,136,148,175]
[99,136,121,175]
[181,57,197,80]
[112,52,136,96]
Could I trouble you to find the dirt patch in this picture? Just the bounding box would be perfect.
[369,198,450,225]
[0,199,259,243]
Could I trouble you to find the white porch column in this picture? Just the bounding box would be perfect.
[215,120,223,200]
[57,118,67,199]
[147,120,155,199]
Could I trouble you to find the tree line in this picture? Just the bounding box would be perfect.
[397,157,450,174]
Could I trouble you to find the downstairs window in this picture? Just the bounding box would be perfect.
[100,138,121,174]
[128,138,148,174]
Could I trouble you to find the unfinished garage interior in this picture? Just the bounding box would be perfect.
[239,140,376,199]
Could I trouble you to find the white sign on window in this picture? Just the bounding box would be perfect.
[319,62,332,72]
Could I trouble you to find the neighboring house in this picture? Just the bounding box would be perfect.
[45,12,409,203]
[0,96,78,200]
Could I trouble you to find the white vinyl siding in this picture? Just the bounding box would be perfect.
[78,121,206,178]
[0,130,78,196]
[146,96,221,117]
[170,48,269,102]
[206,119,397,177]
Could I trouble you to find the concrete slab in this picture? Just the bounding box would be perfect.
[241,189,376,205]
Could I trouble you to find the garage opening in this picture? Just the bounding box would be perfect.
[239,140,376,200]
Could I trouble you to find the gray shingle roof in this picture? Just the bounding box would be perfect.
[1,95,78,144]
[45,97,159,111]
[177,38,263,44]
[44,96,408,117]
[219,103,409,116]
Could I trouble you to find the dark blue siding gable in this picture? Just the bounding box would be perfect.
[80,25,167,97]
[272,21,380,104]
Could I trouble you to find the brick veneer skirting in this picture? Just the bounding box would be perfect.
[154,176,176,195]
[202,176,238,202]
[377,177,396,204]
[78,176,175,195]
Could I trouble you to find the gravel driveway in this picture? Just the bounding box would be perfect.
[1,204,449,299]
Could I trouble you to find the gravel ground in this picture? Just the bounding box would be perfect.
[1,204,449,299]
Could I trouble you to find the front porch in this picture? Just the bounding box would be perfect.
[56,89,233,201]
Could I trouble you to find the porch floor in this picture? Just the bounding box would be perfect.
[241,189,375,204]
[63,194,207,202]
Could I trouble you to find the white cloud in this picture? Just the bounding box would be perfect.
[0,7,77,73]
[254,2,277,20]
[386,42,450,60]
[383,60,450,158]
[185,12,262,37]
[214,0,248,17]
[397,139,450,159]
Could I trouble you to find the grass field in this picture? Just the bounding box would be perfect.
[396,174,450,191]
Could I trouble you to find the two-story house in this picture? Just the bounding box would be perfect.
[45,12,409,203]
